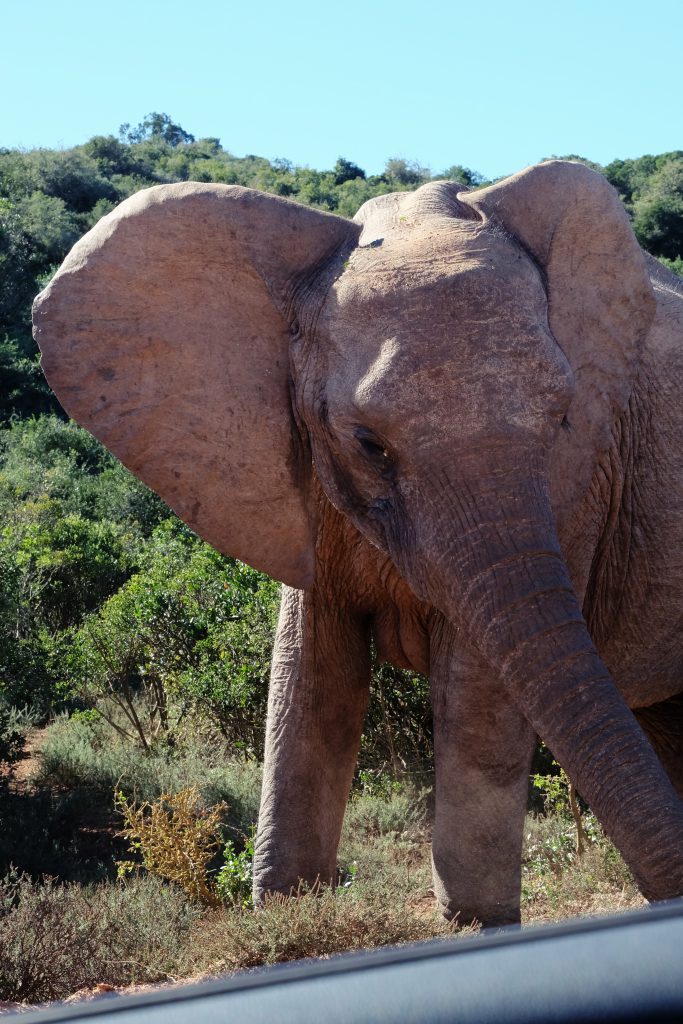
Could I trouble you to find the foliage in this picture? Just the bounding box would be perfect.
[441,164,486,187]
[0,697,33,782]
[658,255,683,277]
[116,782,254,910]
[34,714,262,831]
[383,157,430,186]
[531,762,573,815]
[333,156,366,184]
[361,659,433,774]
[604,152,683,262]
[119,113,196,147]
[0,416,165,712]
[215,833,254,908]
[0,337,54,420]
[528,762,598,874]
[0,872,198,1002]
[64,520,279,751]
[116,786,225,907]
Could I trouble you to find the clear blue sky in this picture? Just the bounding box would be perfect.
[3,0,681,180]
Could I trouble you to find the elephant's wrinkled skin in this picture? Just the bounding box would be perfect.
[33,162,683,927]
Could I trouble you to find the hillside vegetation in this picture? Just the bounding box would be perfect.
[0,114,678,1003]
[1,114,681,730]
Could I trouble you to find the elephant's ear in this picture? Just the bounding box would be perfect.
[459,161,656,516]
[33,183,357,588]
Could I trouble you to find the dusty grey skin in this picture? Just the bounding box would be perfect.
[33,162,683,928]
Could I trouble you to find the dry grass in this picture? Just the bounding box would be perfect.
[0,875,199,1004]
[521,827,644,924]
[0,736,649,1006]
[0,809,642,1007]
[190,887,466,975]
[156,789,644,977]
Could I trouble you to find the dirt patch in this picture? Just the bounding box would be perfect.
[8,728,49,793]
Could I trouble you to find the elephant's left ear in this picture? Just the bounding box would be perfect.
[33,183,358,588]
[459,161,656,512]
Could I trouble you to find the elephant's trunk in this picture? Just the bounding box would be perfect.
[405,448,683,900]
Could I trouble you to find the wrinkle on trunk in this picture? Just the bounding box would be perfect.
[404,453,683,902]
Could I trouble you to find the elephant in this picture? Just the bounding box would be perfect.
[32,160,683,928]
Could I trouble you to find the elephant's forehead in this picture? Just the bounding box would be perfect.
[325,221,542,324]
[321,223,544,335]
[316,222,561,440]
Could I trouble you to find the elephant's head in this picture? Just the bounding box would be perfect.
[35,163,676,895]
[292,167,656,680]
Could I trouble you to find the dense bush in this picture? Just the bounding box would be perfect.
[0,873,199,1002]
[361,660,433,774]
[34,715,263,827]
[0,416,165,711]
[0,697,33,782]
[64,520,279,753]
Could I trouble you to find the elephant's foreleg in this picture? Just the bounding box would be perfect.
[253,585,370,902]
[429,618,536,928]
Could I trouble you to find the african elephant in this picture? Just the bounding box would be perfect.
[32,161,683,927]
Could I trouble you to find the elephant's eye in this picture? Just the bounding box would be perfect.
[354,427,396,481]
[355,427,388,458]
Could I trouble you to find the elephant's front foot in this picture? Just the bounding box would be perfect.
[252,832,338,908]
[435,891,521,931]
[432,865,522,931]
[252,870,333,907]
[252,877,322,907]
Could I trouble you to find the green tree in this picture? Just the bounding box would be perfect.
[0,417,167,710]
[631,157,683,260]
[0,339,57,422]
[0,197,35,337]
[441,164,486,188]
[333,157,366,185]
[29,150,116,214]
[383,157,430,186]
[14,192,80,261]
[65,521,278,754]
[82,135,134,177]
[119,113,195,148]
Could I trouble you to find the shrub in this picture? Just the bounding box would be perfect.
[64,521,278,752]
[360,659,433,774]
[190,886,458,973]
[35,714,262,832]
[215,834,254,908]
[0,699,33,781]
[0,872,198,1003]
[344,778,430,840]
[116,786,224,907]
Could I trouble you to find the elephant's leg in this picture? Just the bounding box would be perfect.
[429,617,536,928]
[635,694,683,800]
[253,585,370,902]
